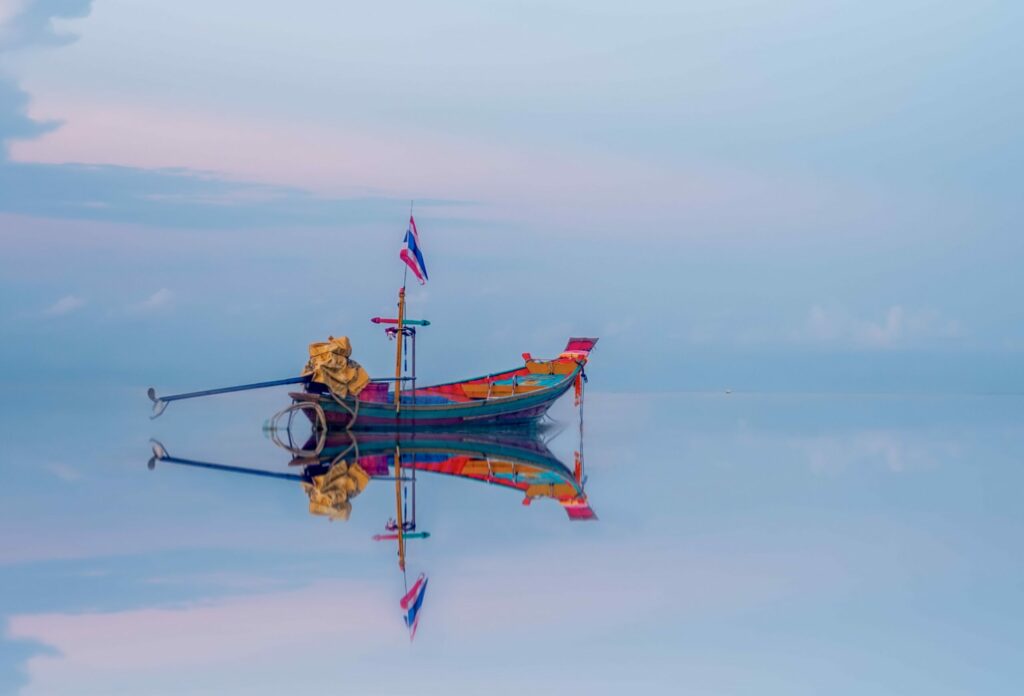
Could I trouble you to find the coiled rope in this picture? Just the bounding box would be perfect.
[266,401,327,457]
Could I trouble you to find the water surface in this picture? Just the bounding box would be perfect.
[2,387,1022,695]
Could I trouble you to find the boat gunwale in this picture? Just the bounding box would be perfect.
[313,442,583,494]
[399,360,582,391]
[295,363,582,414]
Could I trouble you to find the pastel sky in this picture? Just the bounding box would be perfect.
[2,2,1024,694]
[1,0,1022,393]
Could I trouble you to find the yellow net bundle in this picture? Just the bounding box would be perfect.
[302,336,371,398]
[302,460,371,521]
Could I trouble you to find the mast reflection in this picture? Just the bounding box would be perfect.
[147,427,595,640]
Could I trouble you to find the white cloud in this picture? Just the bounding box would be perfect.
[801,304,963,349]
[6,529,959,694]
[0,0,92,51]
[602,317,634,338]
[672,305,965,350]
[9,98,868,238]
[7,580,398,695]
[792,430,958,475]
[0,1,28,28]
[127,288,172,313]
[45,463,81,482]
[43,294,85,316]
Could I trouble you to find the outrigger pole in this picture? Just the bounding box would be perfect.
[146,440,305,480]
[147,377,310,419]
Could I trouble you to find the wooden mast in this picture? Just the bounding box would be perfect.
[394,444,406,570]
[394,287,406,414]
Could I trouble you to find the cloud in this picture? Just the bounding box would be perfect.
[0,2,92,157]
[42,294,84,316]
[0,2,431,228]
[6,580,398,694]
[792,430,958,475]
[0,74,60,148]
[8,97,852,236]
[0,0,92,51]
[0,633,57,696]
[662,304,966,353]
[127,288,172,314]
[4,535,925,694]
[3,509,961,694]
[45,462,81,482]
[800,304,963,349]
[0,161,433,228]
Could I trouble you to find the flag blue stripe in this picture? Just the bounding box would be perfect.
[403,227,428,280]
[404,577,428,627]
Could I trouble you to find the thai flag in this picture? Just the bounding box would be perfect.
[400,215,428,284]
[401,573,428,641]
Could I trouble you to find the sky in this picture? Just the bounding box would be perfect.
[0,0,1021,393]
[1,1,1024,694]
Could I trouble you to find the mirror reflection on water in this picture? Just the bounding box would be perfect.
[148,422,595,640]
[2,387,1023,694]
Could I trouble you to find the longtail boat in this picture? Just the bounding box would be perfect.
[290,336,598,431]
[146,214,597,428]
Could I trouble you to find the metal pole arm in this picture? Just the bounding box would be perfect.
[147,440,305,481]
[372,317,431,326]
[147,376,311,419]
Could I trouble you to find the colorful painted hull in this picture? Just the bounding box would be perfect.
[149,428,596,521]
[291,364,581,430]
[302,429,569,470]
[298,430,596,521]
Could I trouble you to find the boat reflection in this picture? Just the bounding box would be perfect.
[147,427,595,640]
[296,430,595,520]
[148,429,595,524]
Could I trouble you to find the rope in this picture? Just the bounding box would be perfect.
[266,401,327,457]
[327,390,360,431]
[329,433,360,467]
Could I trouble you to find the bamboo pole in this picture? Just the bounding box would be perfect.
[394,444,406,570]
[394,287,406,415]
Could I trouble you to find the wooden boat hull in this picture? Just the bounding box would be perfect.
[300,430,595,520]
[292,364,580,430]
[303,429,570,471]
[150,428,596,521]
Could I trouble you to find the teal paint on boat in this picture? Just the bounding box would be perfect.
[294,364,583,430]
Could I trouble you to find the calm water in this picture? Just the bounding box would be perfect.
[2,385,1022,695]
